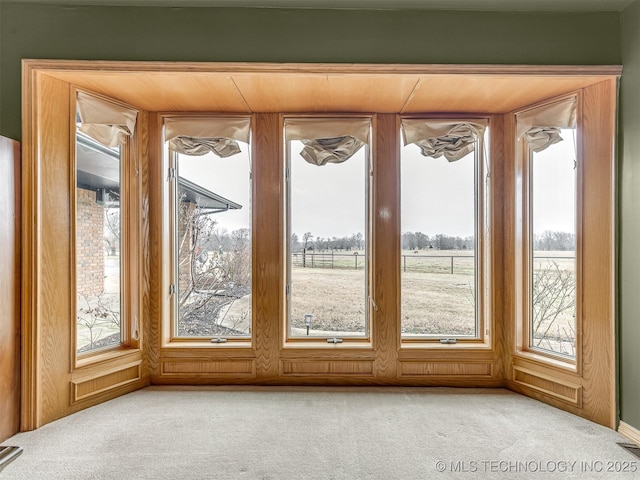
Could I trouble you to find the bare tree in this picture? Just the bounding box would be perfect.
[103,190,120,256]
[302,232,313,267]
[290,232,300,251]
[531,260,576,354]
[77,292,120,352]
[177,202,251,336]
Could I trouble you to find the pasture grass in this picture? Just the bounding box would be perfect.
[289,266,477,336]
[289,250,576,347]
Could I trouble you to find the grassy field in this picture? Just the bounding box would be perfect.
[289,267,476,337]
[289,249,576,351]
[290,268,367,336]
[401,271,475,335]
[76,250,577,356]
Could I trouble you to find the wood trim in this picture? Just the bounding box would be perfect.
[491,114,509,382]
[37,74,73,426]
[501,110,517,368]
[68,90,78,362]
[281,360,374,376]
[32,60,621,115]
[253,114,282,382]
[579,79,616,428]
[512,365,582,406]
[0,136,21,442]
[372,114,399,381]
[25,59,622,77]
[619,422,640,447]
[148,112,163,378]
[71,361,142,403]
[160,358,255,377]
[138,109,151,383]
[21,62,40,431]
[398,361,493,378]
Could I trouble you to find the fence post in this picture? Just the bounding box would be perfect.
[451,256,454,274]
[355,254,358,270]
[403,255,406,272]
[332,251,334,269]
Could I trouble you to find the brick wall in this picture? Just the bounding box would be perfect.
[76,187,105,296]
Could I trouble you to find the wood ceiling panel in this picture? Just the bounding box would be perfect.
[402,75,605,113]
[41,62,620,115]
[45,72,251,112]
[232,74,419,113]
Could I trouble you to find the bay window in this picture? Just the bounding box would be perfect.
[284,117,372,341]
[399,118,490,343]
[164,117,253,342]
[515,95,579,363]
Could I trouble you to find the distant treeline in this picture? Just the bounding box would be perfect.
[533,231,575,251]
[288,229,575,253]
[402,232,475,251]
[201,227,251,251]
[291,232,364,252]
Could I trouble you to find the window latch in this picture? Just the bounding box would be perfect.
[439,338,457,344]
[326,337,343,344]
[211,338,228,343]
[169,284,177,295]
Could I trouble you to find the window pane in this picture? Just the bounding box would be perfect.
[530,129,577,358]
[76,132,123,354]
[401,146,478,338]
[174,148,252,338]
[287,139,368,338]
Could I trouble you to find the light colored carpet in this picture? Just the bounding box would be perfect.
[1,387,638,479]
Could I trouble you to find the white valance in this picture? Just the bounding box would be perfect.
[285,117,371,166]
[77,91,137,148]
[401,119,488,162]
[516,97,577,153]
[164,117,251,157]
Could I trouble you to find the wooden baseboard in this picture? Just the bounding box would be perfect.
[619,421,640,446]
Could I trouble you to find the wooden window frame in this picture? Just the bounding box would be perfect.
[506,81,616,428]
[72,89,143,367]
[398,115,492,348]
[161,114,255,347]
[283,114,374,347]
[513,93,582,371]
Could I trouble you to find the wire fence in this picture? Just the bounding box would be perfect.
[291,252,367,270]
[290,252,575,275]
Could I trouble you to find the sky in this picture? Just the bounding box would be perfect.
[532,129,577,236]
[289,140,366,239]
[401,145,475,238]
[178,145,252,235]
[175,128,577,241]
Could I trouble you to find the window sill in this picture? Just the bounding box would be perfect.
[74,346,142,370]
[163,339,253,349]
[400,339,491,350]
[513,349,578,373]
[282,339,373,350]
